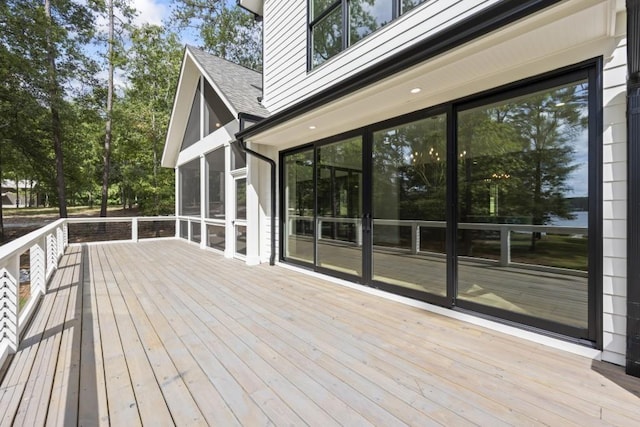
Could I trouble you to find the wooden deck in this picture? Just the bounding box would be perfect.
[1,239,639,426]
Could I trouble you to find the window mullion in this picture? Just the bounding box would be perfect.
[309,0,341,26]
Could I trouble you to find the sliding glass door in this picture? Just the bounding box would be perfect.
[456,76,591,336]
[316,137,363,277]
[371,114,447,298]
[280,65,598,342]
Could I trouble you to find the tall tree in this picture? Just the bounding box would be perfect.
[100,0,115,217]
[115,24,181,215]
[94,0,134,217]
[44,0,68,217]
[172,0,262,70]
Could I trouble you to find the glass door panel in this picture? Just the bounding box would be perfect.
[372,114,447,296]
[316,137,363,277]
[457,79,589,331]
[283,149,315,263]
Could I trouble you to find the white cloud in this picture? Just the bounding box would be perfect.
[131,0,168,26]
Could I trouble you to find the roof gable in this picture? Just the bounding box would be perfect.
[162,46,269,168]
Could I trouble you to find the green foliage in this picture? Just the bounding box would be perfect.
[172,0,262,70]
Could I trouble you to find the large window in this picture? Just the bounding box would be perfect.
[179,158,201,217]
[457,78,591,332]
[203,80,234,136]
[280,65,599,342]
[309,0,427,68]
[181,82,201,150]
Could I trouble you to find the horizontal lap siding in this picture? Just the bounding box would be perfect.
[263,0,500,113]
[602,11,628,365]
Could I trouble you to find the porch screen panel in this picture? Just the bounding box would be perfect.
[179,158,201,217]
[457,79,589,331]
[206,148,225,219]
[372,114,447,296]
[283,149,315,263]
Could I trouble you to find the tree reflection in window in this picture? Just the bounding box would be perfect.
[310,0,427,68]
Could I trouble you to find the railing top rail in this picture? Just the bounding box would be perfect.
[65,216,176,224]
[0,218,66,259]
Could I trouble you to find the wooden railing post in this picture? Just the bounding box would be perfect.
[0,255,20,354]
[500,226,511,267]
[132,217,139,242]
[56,226,64,259]
[62,221,68,248]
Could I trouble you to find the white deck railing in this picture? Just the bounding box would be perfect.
[288,215,587,269]
[0,216,176,369]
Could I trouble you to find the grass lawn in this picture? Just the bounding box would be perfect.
[2,205,129,218]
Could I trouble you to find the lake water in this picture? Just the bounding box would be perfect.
[550,210,588,227]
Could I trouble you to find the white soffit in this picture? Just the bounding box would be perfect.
[250,0,616,149]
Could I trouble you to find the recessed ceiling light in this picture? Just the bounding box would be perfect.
[410,87,422,94]
[309,125,316,130]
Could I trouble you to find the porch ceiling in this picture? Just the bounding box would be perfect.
[1,240,639,425]
[249,0,618,149]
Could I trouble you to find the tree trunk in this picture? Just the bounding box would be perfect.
[152,111,159,215]
[100,0,114,218]
[45,0,67,218]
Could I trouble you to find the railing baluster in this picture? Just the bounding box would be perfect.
[56,226,64,259]
[47,232,57,280]
[30,241,46,297]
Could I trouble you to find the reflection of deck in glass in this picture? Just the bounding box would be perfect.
[286,235,587,329]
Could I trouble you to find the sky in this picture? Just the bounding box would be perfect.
[130,0,170,27]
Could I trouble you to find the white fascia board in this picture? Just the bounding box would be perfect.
[162,49,195,168]
[176,121,238,167]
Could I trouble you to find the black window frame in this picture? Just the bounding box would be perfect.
[307,0,427,70]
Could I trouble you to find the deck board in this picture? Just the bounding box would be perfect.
[1,239,639,426]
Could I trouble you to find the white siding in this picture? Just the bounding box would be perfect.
[262,0,501,113]
[601,11,627,366]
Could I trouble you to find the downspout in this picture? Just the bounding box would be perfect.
[235,113,276,265]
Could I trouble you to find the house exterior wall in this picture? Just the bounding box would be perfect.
[251,1,632,367]
[262,0,501,113]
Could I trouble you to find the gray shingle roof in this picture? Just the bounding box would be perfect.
[186,45,269,119]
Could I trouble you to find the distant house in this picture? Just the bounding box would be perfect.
[1,179,38,208]
[164,0,640,377]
